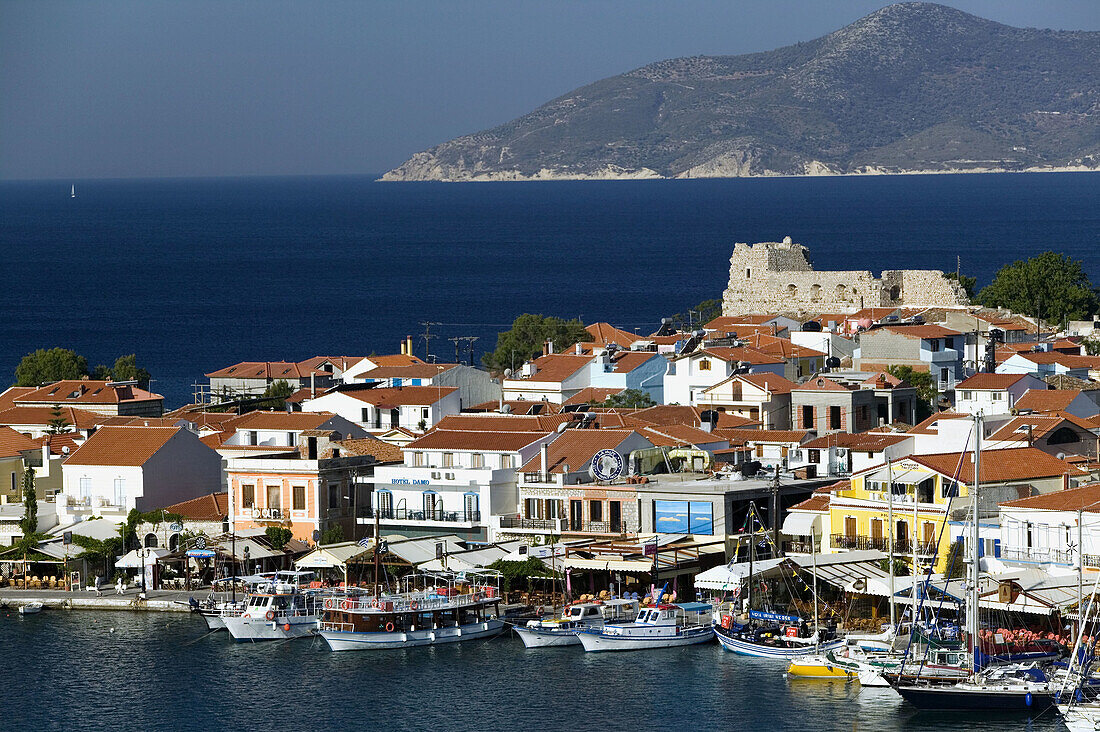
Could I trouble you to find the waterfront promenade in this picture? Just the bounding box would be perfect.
[0,586,195,612]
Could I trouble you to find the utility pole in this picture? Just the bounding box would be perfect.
[448,337,463,364]
[419,321,441,362]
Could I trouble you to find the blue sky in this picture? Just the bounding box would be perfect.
[1,1,1097,180]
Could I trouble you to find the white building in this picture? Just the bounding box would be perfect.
[996,483,1100,577]
[301,386,460,433]
[502,354,592,404]
[344,359,500,409]
[953,373,1047,416]
[664,347,786,406]
[59,426,223,525]
[211,411,368,459]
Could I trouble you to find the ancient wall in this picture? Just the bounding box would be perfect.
[722,238,969,316]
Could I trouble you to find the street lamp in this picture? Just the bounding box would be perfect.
[243,545,251,576]
[139,544,147,597]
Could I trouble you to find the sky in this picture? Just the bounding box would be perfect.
[2,0,1098,180]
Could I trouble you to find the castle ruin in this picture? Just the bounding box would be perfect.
[721,237,969,316]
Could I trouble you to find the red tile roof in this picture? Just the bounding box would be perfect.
[332,437,404,463]
[801,432,909,450]
[562,387,626,406]
[585,322,639,347]
[640,424,727,447]
[789,494,831,512]
[405,430,548,452]
[29,432,83,456]
[225,411,340,431]
[331,386,457,407]
[519,429,642,473]
[206,356,365,380]
[0,405,102,430]
[1014,390,1087,414]
[999,483,1100,512]
[15,380,162,406]
[431,413,574,432]
[956,373,1031,390]
[65,426,185,466]
[0,387,34,412]
[508,354,592,383]
[905,412,970,435]
[908,447,1086,483]
[792,375,853,392]
[693,347,785,365]
[0,426,38,458]
[352,363,457,380]
[737,373,799,394]
[879,324,963,339]
[163,492,229,520]
[714,428,813,444]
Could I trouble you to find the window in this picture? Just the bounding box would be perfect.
[698,359,711,372]
[471,453,484,468]
[293,485,306,511]
[376,489,393,516]
[242,484,255,507]
[286,431,295,446]
[79,477,92,499]
[421,407,429,421]
[464,492,479,520]
[501,454,514,469]
[590,500,603,522]
[992,391,1003,401]
[801,405,814,429]
[653,500,713,535]
[858,405,868,423]
[442,452,454,468]
[829,406,841,430]
[248,431,258,446]
[746,268,751,278]
[328,485,339,510]
[411,452,425,467]
[929,339,940,353]
[807,449,820,463]
[10,472,16,494]
[961,391,972,400]
[113,477,126,507]
[423,491,438,518]
[267,484,281,510]
[844,516,857,537]
[361,407,370,423]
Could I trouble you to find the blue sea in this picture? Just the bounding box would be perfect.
[1,172,1098,407]
[2,610,1070,731]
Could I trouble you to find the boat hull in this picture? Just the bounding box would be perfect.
[893,684,1055,713]
[787,658,860,679]
[716,629,844,659]
[320,619,505,651]
[577,627,714,653]
[223,615,319,642]
[18,603,43,615]
[513,625,582,648]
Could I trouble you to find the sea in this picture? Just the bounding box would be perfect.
[1,172,1098,408]
[1,610,1068,731]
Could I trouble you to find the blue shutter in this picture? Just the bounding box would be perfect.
[412,379,422,386]
[993,539,1001,558]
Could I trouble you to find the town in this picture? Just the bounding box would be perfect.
[4,239,1100,708]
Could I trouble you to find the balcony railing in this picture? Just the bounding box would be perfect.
[360,507,481,523]
[522,472,554,484]
[830,534,937,555]
[1002,547,1100,567]
[499,516,562,531]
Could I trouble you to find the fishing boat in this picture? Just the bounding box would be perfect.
[576,602,714,652]
[514,598,640,648]
[222,571,323,642]
[18,601,43,615]
[318,570,505,651]
[191,575,271,630]
[715,610,844,658]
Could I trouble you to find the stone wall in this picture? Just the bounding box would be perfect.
[722,238,969,316]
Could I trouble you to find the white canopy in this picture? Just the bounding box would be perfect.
[694,558,785,590]
[780,512,821,537]
[116,548,170,568]
[295,542,372,570]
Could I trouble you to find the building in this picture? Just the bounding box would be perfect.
[502,353,593,404]
[59,426,223,525]
[8,380,163,417]
[134,492,230,552]
[345,358,500,409]
[954,373,1047,416]
[0,426,40,505]
[371,427,555,541]
[790,376,880,435]
[995,483,1100,576]
[586,348,668,403]
[854,324,966,395]
[228,432,394,544]
[985,414,1100,458]
[301,385,461,433]
[997,351,1098,380]
[694,373,797,429]
[1012,389,1100,420]
[714,429,815,471]
[788,432,914,479]
[205,356,362,400]
[206,410,368,459]
[827,447,1088,572]
[664,346,786,406]
[721,238,967,316]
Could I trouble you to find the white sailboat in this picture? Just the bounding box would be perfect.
[70,184,76,198]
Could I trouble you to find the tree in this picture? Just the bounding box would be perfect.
[265,526,293,550]
[600,388,656,409]
[320,524,344,545]
[19,467,37,537]
[482,314,591,373]
[671,298,723,330]
[944,271,977,300]
[978,251,1098,323]
[487,557,557,593]
[73,532,124,578]
[109,354,151,387]
[14,347,88,386]
[886,365,936,421]
[46,405,71,434]
[258,379,293,410]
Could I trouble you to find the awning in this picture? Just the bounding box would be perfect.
[563,557,654,572]
[116,548,170,568]
[781,512,821,537]
[694,558,786,590]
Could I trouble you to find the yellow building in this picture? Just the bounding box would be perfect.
[0,427,40,505]
[827,446,1086,572]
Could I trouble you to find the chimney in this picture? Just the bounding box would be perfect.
[406,336,414,355]
[541,443,549,481]
[575,342,583,355]
[311,372,316,399]
[400,339,406,356]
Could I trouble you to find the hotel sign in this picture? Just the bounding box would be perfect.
[390,478,429,485]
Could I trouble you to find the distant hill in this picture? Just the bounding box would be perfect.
[383,3,1100,181]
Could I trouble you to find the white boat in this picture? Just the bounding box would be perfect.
[70,184,75,198]
[18,601,43,615]
[318,570,505,651]
[222,571,323,642]
[192,575,272,630]
[514,598,640,648]
[576,603,715,652]
[1058,701,1100,732]
[714,609,844,659]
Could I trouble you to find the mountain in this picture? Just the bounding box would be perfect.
[382,3,1100,181]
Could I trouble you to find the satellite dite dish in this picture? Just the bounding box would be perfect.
[590,449,624,482]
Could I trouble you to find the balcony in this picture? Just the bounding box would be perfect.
[359,507,481,524]
[831,534,938,556]
[1002,547,1100,567]
[521,472,555,484]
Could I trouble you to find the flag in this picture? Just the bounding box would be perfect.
[357,537,371,548]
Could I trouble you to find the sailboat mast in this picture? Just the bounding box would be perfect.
[887,456,896,629]
[913,470,919,622]
[969,414,982,671]
[812,529,819,649]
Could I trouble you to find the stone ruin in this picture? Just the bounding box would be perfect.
[721,237,969,316]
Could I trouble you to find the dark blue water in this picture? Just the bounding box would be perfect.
[3,611,1067,731]
[1,173,1097,407]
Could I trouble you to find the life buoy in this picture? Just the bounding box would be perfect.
[411,601,419,610]
[265,610,276,621]
[720,614,733,629]
[341,599,352,610]
[385,622,395,632]
[371,600,378,608]
[323,598,334,610]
